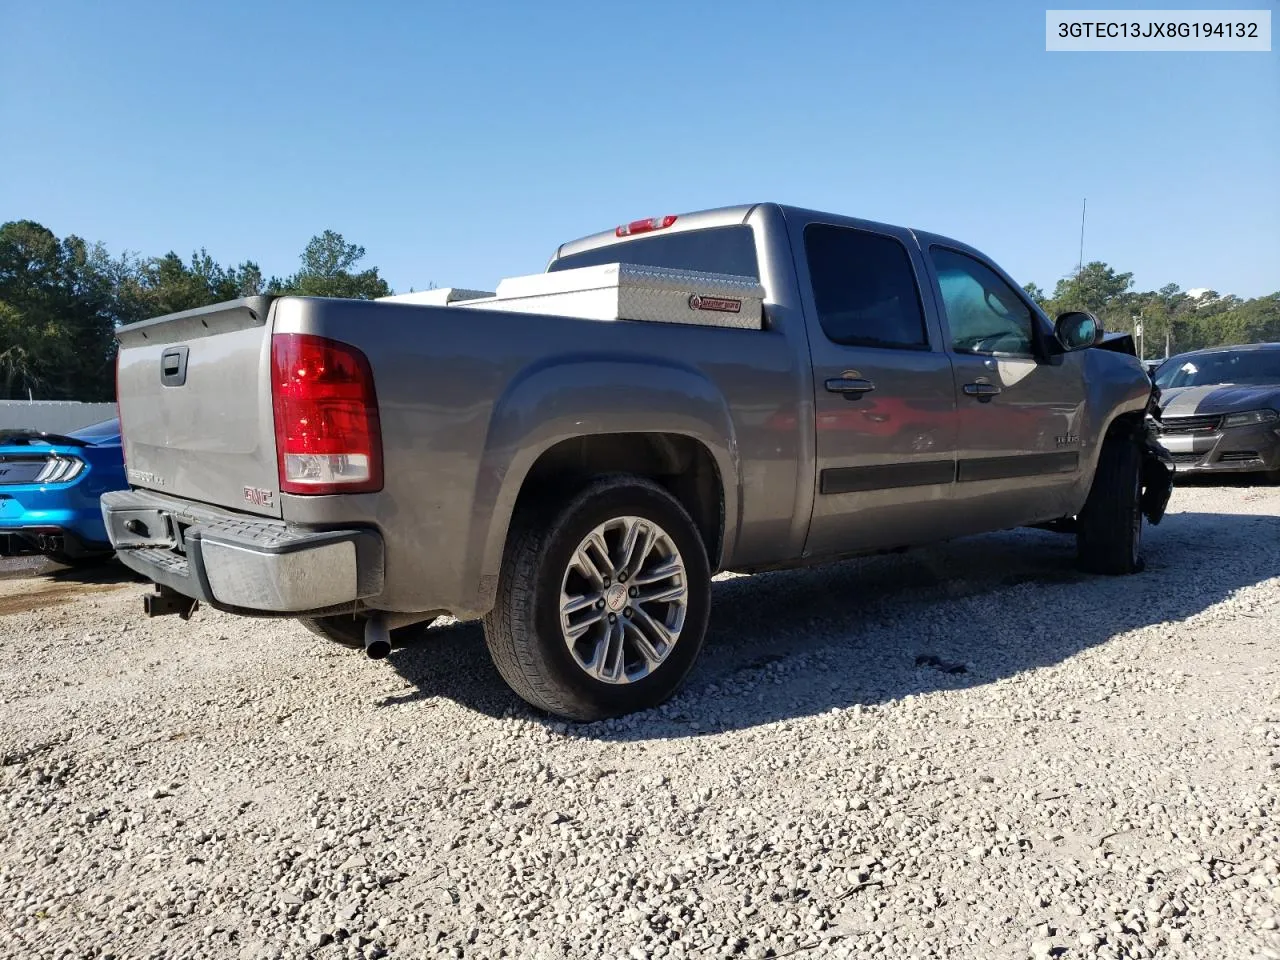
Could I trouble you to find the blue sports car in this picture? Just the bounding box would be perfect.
[0,418,126,564]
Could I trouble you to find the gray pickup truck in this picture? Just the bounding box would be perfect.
[105,203,1173,720]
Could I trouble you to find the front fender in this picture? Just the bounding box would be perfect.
[463,354,740,613]
[1067,350,1156,513]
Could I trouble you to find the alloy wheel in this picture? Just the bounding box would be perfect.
[558,515,688,684]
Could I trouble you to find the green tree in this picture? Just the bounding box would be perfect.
[1191,292,1280,350]
[1024,258,1277,358]
[0,302,43,398]
[1045,261,1137,335]
[1,222,397,401]
[0,220,119,401]
[271,230,390,299]
[117,249,264,321]
[1232,293,1280,342]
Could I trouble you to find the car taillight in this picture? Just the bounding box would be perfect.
[615,215,678,238]
[271,333,382,495]
[36,456,85,484]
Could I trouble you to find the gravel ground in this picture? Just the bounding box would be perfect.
[1,482,1278,960]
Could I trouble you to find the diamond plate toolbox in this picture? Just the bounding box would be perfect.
[458,263,765,330]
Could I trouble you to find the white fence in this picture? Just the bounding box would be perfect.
[0,401,117,434]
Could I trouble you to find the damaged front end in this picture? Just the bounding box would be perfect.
[1140,387,1175,526]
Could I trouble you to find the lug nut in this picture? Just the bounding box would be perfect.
[628,586,638,597]
[618,572,627,583]
[623,607,632,618]
[608,613,617,623]
[596,599,605,609]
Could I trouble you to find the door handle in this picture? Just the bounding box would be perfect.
[963,381,1001,403]
[160,346,189,387]
[825,377,876,400]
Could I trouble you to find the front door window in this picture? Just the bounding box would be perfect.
[930,247,1035,358]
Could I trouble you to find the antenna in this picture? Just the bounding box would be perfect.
[1077,198,1087,276]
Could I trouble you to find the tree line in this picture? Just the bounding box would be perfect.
[2,218,1277,402]
[0,221,390,401]
[1024,263,1279,361]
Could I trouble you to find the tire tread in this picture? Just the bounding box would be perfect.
[1077,433,1143,575]
[483,475,708,721]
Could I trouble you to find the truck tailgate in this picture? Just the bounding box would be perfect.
[115,297,282,518]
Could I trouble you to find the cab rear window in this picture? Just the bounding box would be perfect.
[549,226,759,279]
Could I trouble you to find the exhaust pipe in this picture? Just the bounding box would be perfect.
[359,611,437,660]
[363,616,392,660]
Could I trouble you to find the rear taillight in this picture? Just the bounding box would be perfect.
[615,215,678,238]
[36,456,85,484]
[271,333,382,495]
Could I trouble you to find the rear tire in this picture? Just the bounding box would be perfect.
[1077,433,1145,575]
[483,476,711,721]
[299,615,433,650]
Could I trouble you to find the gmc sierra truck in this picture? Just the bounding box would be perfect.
[104,203,1173,720]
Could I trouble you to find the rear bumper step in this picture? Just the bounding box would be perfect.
[101,489,384,614]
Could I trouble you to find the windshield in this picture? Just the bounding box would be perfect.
[1154,350,1280,389]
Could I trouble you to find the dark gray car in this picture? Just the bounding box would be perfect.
[1152,342,1280,481]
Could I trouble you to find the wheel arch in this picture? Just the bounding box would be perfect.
[466,357,739,615]
[514,432,726,560]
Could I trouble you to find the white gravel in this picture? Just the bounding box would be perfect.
[1,481,1278,960]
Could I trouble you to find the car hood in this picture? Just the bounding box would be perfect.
[1158,384,1280,418]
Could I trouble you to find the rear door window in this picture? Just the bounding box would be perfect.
[803,224,929,349]
[549,226,759,278]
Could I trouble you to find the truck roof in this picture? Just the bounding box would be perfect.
[553,202,979,266]
[554,204,759,262]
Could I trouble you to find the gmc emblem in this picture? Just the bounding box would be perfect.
[243,486,274,507]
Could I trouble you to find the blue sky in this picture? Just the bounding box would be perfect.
[2,0,1277,297]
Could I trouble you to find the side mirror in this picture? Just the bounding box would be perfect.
[1054,311,1103,351]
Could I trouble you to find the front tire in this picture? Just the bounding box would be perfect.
[483,476,711,721]
[1077,433,1145,575]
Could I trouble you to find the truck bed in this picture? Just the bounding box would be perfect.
[112,288,807,616]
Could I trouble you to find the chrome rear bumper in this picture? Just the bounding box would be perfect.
[101,489,383,614]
